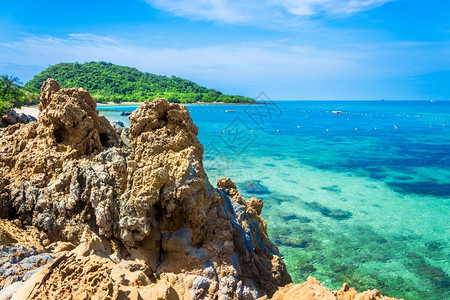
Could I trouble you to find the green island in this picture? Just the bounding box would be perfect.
[25,61,255,104]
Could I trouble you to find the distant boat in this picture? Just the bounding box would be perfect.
[332,111,343,114]
[430,99,436,103]
[225,110,235,113]
[121,112,131,116]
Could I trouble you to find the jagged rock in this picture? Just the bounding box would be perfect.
[0,80,399,299]
[0,82,291,298]
[268,277,400,300]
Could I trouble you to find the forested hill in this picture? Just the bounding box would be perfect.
[25,62,255,103]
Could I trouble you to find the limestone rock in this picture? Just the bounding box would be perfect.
[0,80,399,299]
[268,277,401,300]
[0,82,291,298]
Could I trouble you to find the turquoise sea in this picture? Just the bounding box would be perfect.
[99,101,450,300]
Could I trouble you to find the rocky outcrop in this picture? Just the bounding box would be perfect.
[0,79,398,299]
[0,79,291,299]
[268,277,398,300]
[0,109,36,129]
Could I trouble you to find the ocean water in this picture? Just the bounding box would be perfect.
[99,101,450,300]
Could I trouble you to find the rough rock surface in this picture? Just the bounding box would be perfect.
[268,277,399,300]
[0,79,290,299]
[0,79,399,299]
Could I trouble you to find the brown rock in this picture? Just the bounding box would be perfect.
[0,82,291,299]
[0,80,399,299]
[269,277,401,300]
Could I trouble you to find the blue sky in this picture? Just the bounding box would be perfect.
[0,0,449,100]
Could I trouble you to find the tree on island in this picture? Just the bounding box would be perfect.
[25,61,255,104]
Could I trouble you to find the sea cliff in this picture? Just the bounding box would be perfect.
[0,79,398,299]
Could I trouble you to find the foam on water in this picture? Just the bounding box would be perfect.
[99,101,450,299]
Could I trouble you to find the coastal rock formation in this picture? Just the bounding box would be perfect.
[0,108,36,129]
[0,79,399,299]
[269,277,399,300]
[0,79,290,299]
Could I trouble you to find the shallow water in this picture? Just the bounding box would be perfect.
[99,101,450,300]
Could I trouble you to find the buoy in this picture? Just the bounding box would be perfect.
[276,129,279,132]
[297,125,300,128]
[374,128,377,130]
[355,128,358,131]
[326,129,329,131]
[222,130,226,133]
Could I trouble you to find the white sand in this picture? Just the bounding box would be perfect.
[16,106,39,118]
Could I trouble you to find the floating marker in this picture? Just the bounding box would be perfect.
[297,125,300,128]
[276,129,279,132]
[355,128,358,131]
[326,129,329,131]
[374,128,377,130]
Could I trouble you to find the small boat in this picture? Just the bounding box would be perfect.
[121,112,131,116]
[332,111,343,114]
[225,110,235,113]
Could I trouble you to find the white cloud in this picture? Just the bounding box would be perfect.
[0,33,362,81]
[144,0,393,24]
[1,33,447,99]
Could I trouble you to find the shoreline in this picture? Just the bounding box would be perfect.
[97,101,262,106]
[14,100,261,120]
[15,105,39,118]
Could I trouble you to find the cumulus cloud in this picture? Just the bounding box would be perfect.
[144,0,393,24]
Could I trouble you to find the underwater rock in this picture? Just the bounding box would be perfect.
[278,213,312,223]
[406,252,450,289]
[321,185,342,193]
[387,181,450,197]
[241,180,270,194]
[305,201,352,220]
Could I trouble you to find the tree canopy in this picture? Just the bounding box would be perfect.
[25,62,255,104]
[0,75,39,115]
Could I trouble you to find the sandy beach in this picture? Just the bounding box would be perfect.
[16,105,39,118]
